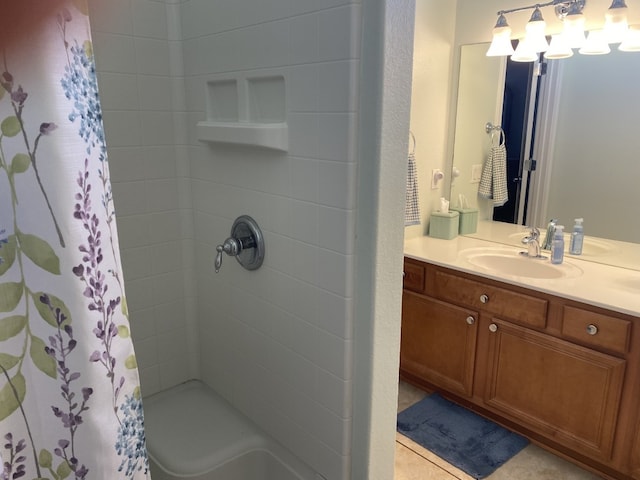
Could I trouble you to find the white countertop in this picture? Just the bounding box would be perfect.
[404,232,640,317]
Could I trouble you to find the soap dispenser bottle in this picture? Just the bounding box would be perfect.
[551,225,565,264]
[569,218,584,255]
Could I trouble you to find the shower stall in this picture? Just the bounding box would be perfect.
[87,0,413,478]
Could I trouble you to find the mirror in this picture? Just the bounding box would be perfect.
[450,43,640,271]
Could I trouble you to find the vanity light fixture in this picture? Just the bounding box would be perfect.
[487,0,635,61]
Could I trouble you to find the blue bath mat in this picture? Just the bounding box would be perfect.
[397,393,529,479]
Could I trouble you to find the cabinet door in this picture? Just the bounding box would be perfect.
[401,291,478,397]
[484,319,626,460]
[632,429,640,479]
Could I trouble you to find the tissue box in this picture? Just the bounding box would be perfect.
[429,211,459,240]
[450,207,478,234]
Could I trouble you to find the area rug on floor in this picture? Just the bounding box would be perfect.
[397,393,529,479]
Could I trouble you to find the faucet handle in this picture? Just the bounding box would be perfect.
[214,215,265,273]
[522,227,539,243]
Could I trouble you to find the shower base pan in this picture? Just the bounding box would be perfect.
[144,380,316,480]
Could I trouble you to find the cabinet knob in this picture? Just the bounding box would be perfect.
[480,294,490,304]
[586,324,598,336]
[489,323,498,333]
[466,316,475,325]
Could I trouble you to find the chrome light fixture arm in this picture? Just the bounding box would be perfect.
[495,0,586,19]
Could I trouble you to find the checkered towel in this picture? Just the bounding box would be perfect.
[478,143,508,207]
[405,152,421,226]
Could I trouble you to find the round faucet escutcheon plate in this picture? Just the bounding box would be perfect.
[231,215,265,271]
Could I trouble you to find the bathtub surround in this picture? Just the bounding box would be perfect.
[89,0,413,479]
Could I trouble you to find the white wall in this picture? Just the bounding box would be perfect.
[91,0,414,479]
[352,1,415,478]
[182,2,362,478]
[89,0,196,396]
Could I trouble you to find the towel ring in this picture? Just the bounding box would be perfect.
[409,130,416,155]
[486,122,505,147]
[491,128,505,147]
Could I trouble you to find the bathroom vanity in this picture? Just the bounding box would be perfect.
[401,234,640,480]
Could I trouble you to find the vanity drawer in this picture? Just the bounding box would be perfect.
[561,306,631,355]
[403,259,425,293]
[433,270,548,328]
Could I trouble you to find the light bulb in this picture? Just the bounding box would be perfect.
[563,12,586,48]
[544,34,574,59]
[512,39,538,62]
[579,30,611,55]
[524,7,549,53]
[604,0,629,43]
[487,14,515,56]
[619,24,640,51]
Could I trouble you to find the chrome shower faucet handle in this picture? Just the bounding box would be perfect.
[214,215,265,273]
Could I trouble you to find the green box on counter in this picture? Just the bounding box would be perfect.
[429,210,459,240]
[450,207,478,234]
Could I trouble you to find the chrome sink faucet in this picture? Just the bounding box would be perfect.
[521,227,546,259]
[541,219,557,250]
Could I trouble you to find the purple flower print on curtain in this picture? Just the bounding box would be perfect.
[0,1,149,478]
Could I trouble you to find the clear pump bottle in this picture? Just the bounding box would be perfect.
[551,225,565,264]
[569,218,584,255]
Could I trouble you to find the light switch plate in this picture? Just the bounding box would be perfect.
[471,164,482,183]
[431,169,444,189]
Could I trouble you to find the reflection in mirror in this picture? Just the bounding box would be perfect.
[449,43,504,224]
[450,44,640,270]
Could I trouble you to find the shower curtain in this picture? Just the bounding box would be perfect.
[0,1,149,479]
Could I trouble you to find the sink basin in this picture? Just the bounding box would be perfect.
[506,232,614,257]
[460,247,583,279]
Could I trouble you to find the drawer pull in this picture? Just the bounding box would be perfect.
[480,294,490,304]
[489,323,498,333]
[466,316,475,325]
[586,324,599,336]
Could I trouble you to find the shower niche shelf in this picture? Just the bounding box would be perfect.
[197,75,288,152]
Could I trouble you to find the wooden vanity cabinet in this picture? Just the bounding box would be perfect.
[401,257,640,480]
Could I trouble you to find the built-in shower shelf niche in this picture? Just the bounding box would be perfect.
[197,75,288,152]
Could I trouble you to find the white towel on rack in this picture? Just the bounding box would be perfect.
[478,143,508,207]
[405,152,421,226]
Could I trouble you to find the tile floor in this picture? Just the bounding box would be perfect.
[395,381,604,479]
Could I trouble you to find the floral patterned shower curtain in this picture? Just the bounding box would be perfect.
[0,1,149,479]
